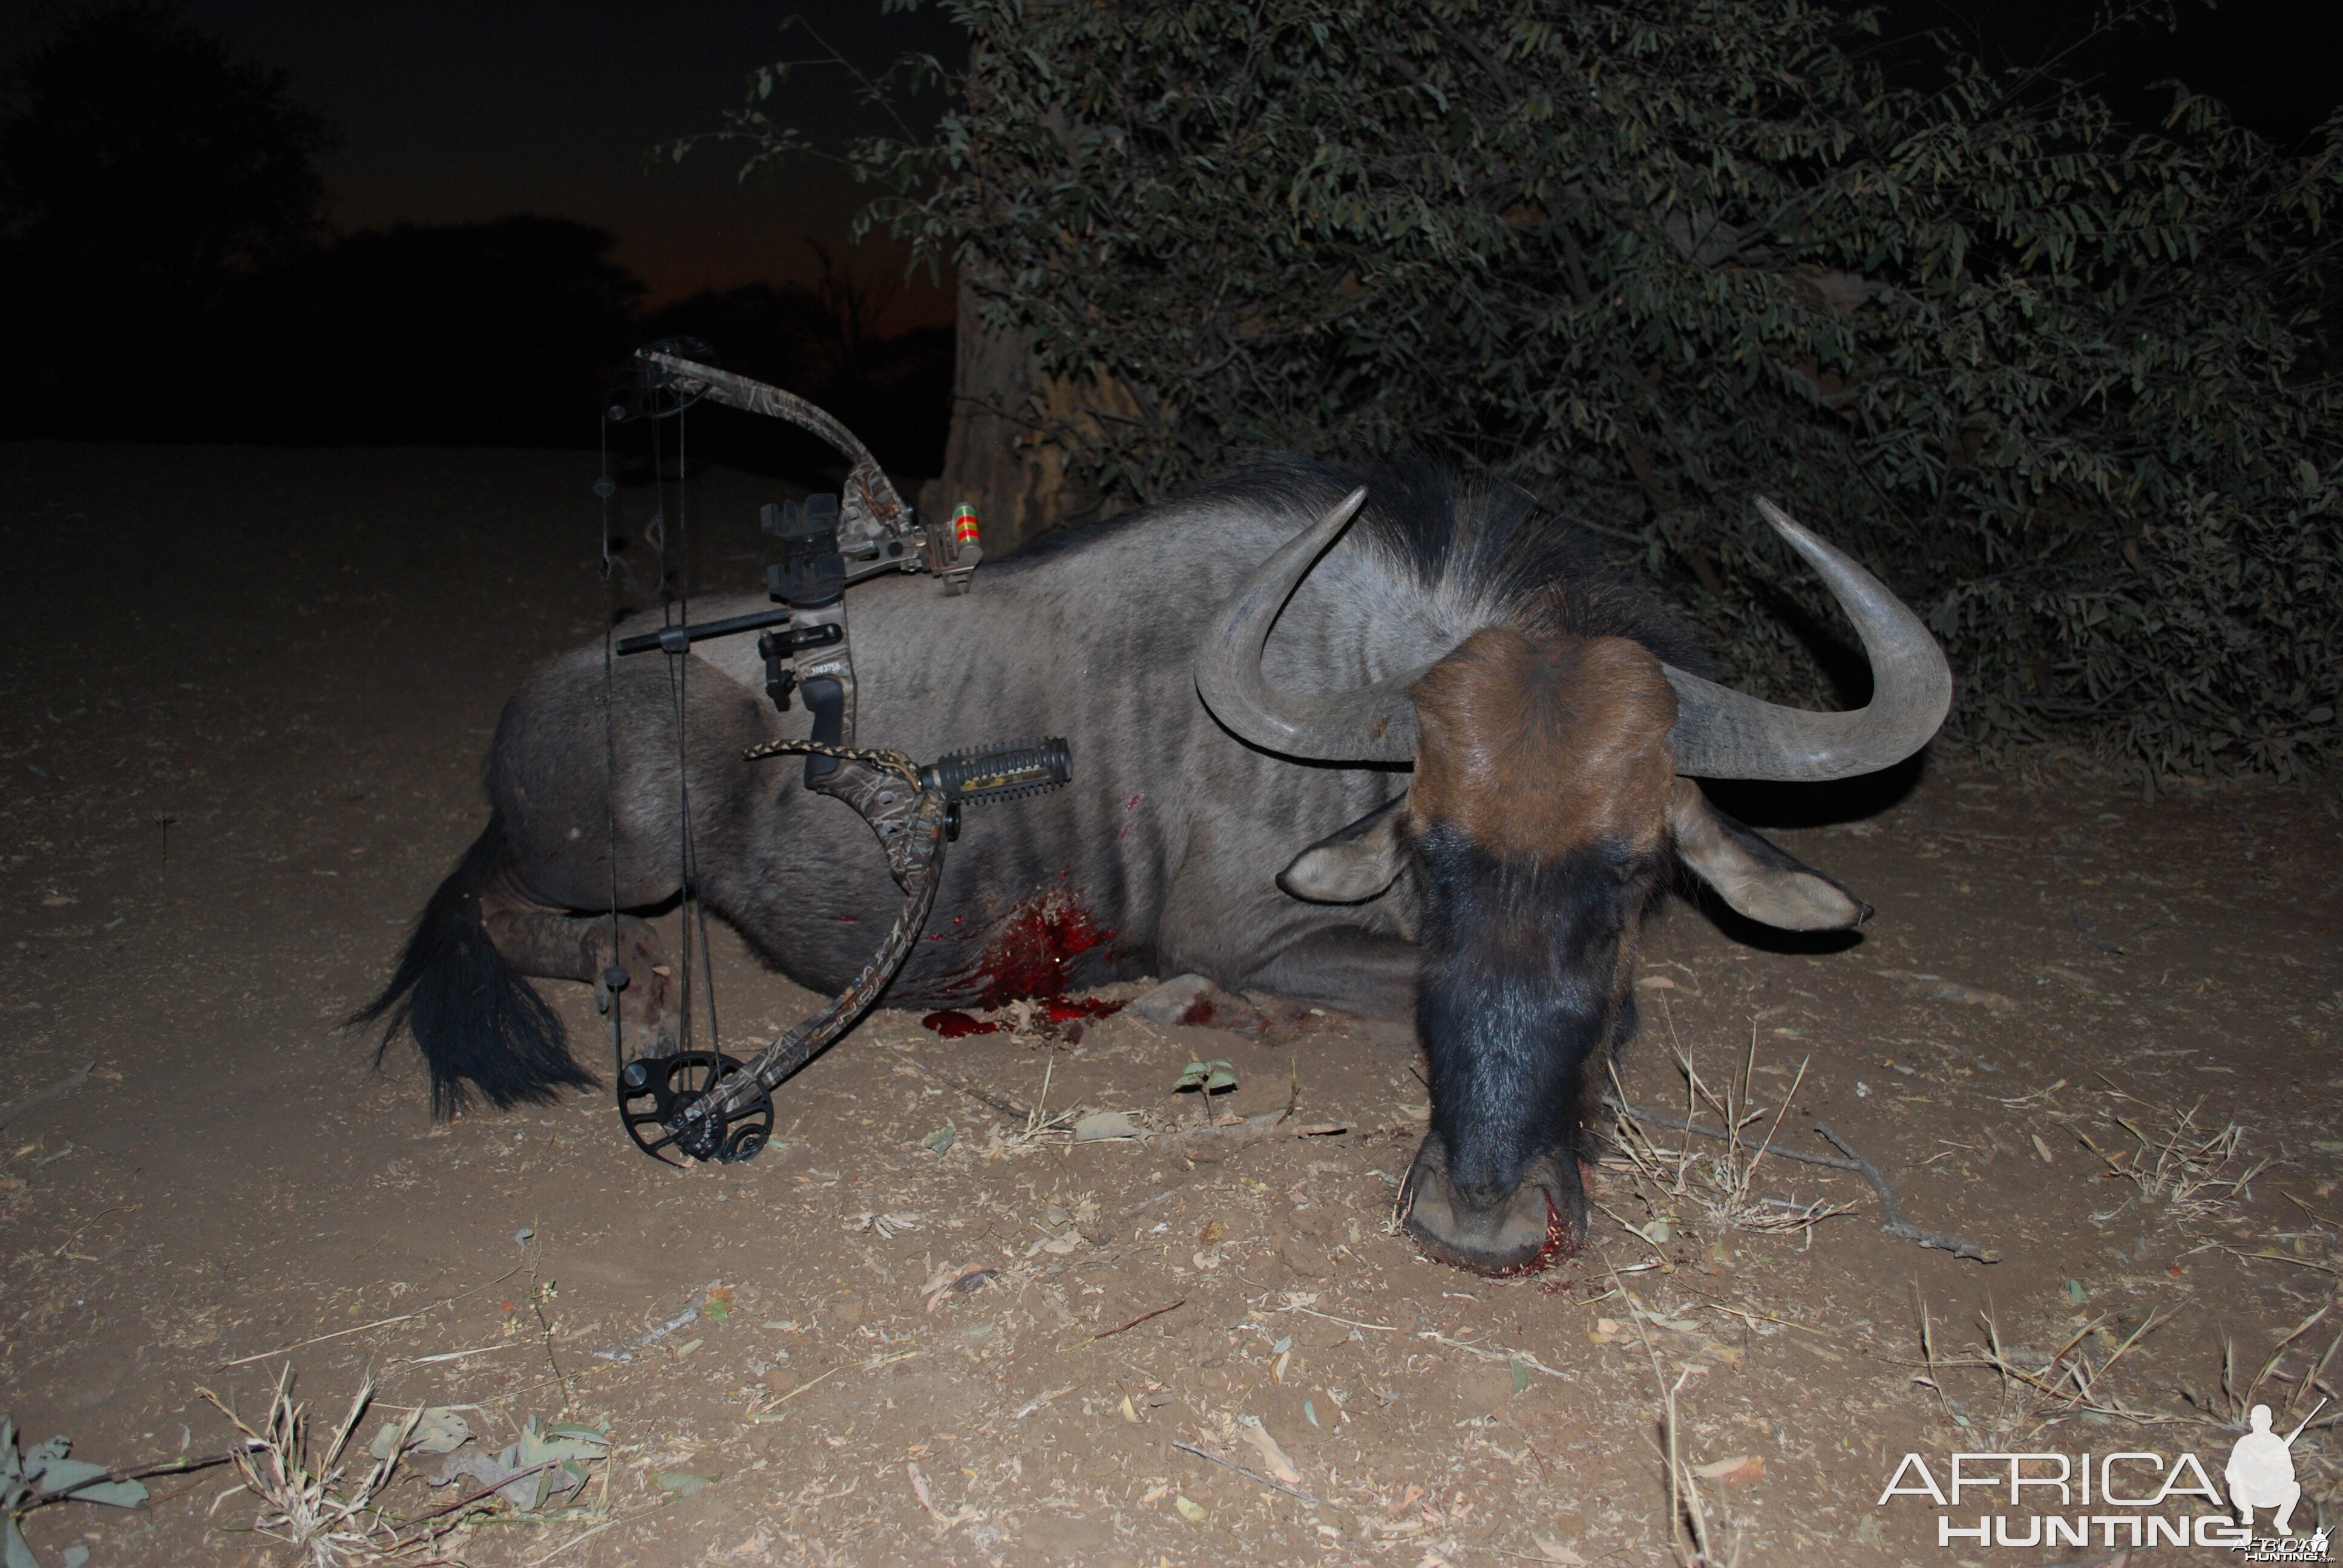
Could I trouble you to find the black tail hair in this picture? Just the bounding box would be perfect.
[350,815,596,1116]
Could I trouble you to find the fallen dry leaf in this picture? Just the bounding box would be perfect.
[1238,1416,1302,1484]
[1383,1483,1428,1518]
[1690,1454,1765,1485]
[919,1263,995,1312]
[1532,1536,1588,1566]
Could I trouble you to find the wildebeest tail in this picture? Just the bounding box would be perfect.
[349,815,595,1115]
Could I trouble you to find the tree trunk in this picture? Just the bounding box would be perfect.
[917,267,1112,554]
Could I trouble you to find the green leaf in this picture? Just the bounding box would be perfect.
[64,1480,146,1509]
[30,1459,106,1495]
[5,1517,38,1568]
[546,1423,609,1446]
[1175,1059,1237,1093]
[518,1418,607,1469]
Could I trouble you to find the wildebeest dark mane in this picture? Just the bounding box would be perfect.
[997,452,1720,679]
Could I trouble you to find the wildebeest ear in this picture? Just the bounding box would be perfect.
[1278,795,1408,904]
[1665,780,1872,931]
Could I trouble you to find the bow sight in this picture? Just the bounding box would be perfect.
[601,344,1070,1168]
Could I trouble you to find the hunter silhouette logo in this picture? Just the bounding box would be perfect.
[2227,1404,2308,1536]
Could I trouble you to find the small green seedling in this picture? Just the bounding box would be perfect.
[1175,1059,1236,1094]
[1175,1059,1237,1123]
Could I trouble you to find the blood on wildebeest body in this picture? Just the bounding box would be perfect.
[920,890,1128,1039]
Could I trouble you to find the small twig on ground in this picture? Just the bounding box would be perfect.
[523,1226,571,1416]
[2279,1188,2343,1232]
[217,1315,431,1370]
[901,1053,1031,1121]
[1601,1249,1720,1566]
[1172,1441,1329,1508]
[0,1059,95,1131]
[51,1203,134,1258]
[1416,1330,1570,1382]
[2225,1249,2343,1276]
[1667,1282,1826,1337]
[525,1514,621,1566]
[1273,1302,1399,1333]
[18,1450,243,1509]
[752,1365,842,1420]
[396,1459,566,1530]
[1079,1299,1186,1346]
[1814,1124,2000,1263]
[218,1259,530,1369]
[2070,904,2125,954]
[1027,1060,1054,1137]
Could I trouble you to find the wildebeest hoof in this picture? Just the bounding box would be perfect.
[1400,1134,1584,1275]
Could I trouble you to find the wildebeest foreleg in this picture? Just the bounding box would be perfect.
[1244,927,1417,1021]
[478,872,680,1057]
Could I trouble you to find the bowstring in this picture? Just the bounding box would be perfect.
[598,414,624,1077]
[655,399,721,1062]
[680,402,721,1053]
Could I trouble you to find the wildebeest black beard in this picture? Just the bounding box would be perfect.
[1406,823,1663,1271]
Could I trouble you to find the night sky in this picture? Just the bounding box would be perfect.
[2,1,2334,333]
[0,1,966,323]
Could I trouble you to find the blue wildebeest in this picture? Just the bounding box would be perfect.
[361,457,1948,1273]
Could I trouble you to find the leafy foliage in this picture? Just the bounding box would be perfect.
[740,0,2343,778]
[3,1415,148,1568]
[0,4,335,286]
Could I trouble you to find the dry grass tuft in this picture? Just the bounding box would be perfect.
[200,1370,442,1567]
[1607,1015,1852,1245]
[1909,1296,2181,1442]
[2182,1305,2343,1434]
[1606,1252,1741,1568]
[2071,1082,2266,1224]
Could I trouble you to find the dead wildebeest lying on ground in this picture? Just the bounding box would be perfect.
[361,457,1948,1273]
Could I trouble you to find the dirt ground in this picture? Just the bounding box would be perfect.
[4,441,2342,1568]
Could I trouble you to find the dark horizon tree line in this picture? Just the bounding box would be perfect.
[0,5,951,472]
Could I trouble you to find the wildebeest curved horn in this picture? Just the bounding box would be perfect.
[1662,498,1953,781]
[1194,488,1427,763]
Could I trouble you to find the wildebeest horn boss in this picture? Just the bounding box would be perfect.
[362,456,1950,1275]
